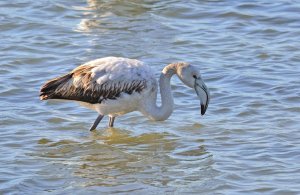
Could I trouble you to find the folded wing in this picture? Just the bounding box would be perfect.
[40,64,147,104]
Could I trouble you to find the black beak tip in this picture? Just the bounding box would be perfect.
[201,104,206,115]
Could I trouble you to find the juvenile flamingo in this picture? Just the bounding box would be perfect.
[40,57,210,131]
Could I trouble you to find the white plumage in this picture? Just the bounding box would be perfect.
[40,57,210,130]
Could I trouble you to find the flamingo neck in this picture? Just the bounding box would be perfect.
[141,64,178,121]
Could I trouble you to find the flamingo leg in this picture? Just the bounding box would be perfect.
[109,117,115,127]
[89,115,104,131]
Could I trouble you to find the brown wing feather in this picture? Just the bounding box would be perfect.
[40,65,147,104]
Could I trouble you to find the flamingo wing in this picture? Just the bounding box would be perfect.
[40,57,152,104]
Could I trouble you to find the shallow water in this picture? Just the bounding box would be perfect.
[1,0,300,194]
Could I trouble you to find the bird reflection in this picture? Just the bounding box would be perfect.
[35,129,211,189]
[90,127,168,145]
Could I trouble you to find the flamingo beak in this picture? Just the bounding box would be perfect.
[194,78,210,115]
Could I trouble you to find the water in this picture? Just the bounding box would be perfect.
[1,0,300,194]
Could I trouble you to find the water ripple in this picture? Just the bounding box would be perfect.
[1,0,300,194]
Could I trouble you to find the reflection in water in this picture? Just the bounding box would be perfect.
[77,0,152,32]
[34,128,214,192]
[75,0,176,61]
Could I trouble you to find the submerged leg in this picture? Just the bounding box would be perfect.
[89,115,104,131]
[108,117,115,127]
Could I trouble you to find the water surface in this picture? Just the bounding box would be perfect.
[1,0,300,194]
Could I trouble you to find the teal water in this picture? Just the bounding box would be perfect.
[1,0,300,194]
